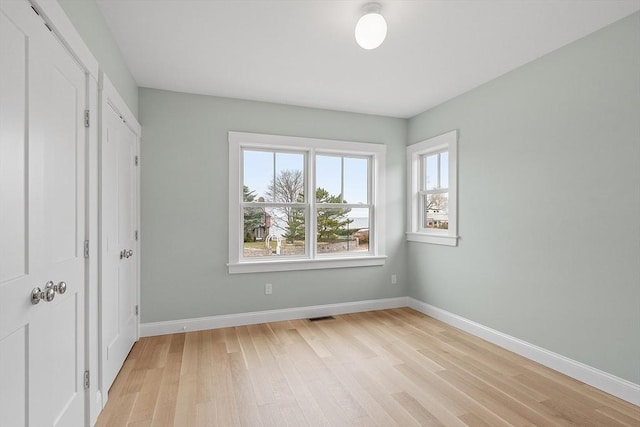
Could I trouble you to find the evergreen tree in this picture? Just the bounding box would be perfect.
[316,188,353,242]
[283,203,305,243]
[243,185,264,242]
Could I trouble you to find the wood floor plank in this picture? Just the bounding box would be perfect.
[149,351,182,427]
[212,345,242,426]
[458,411,503,427]
[416,342,565,424]
[276,353,332,427]
[96,308,639,427]
[392,391,445,426]
[322,356,404,426]
[436,368,546,426]
[128,367,164,424]
[172,332,200,426]
[394,361,507,426]
[596,405,640,427]
[228,351,264,427]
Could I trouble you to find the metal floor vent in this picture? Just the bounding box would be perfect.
[308,315,335,322]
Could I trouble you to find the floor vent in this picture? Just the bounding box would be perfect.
[308,315,335,322]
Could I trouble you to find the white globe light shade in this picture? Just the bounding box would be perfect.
[355,12,387,50]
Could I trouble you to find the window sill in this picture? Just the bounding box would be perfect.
[406,232,459,246]
[228,255,387,274]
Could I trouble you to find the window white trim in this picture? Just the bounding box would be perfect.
[228,256,387,274]
[229,131,386,273]
[406,130,459,246]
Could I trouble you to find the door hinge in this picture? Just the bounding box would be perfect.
[30,5,52,31]
[134,230,139,241]
[84,370,90,389]
[135,305,139,316]
[84,240,89,258]
[134,155,139,166]
[84,110,90,128]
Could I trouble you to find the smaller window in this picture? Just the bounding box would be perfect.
[406,130,458,246]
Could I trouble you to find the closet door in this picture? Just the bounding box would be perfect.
[101,101,139,393]
[0,1,87,426]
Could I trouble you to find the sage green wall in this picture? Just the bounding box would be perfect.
[407,12,640,384]
[139,88,408,323]
[58,0,138,117]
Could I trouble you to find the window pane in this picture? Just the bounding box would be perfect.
[440,152,449,189]
[343,157,368,204]
[271,152,305,203]
[424,154,439,190]
[316,155,342,201]
[243,207,305,257]
[243,150,273,201]
[317,207,369,254]
[423,193,449,229]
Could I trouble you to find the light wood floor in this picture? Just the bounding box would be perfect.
[96,308,640,426]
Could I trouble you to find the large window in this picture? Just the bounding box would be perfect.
[406,130,458,246]
[229,132,386,273]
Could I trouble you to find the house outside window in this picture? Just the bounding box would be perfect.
[406,130,458,246]
[228,131,386,274]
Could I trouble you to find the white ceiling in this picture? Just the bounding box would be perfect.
[96,0,640,118]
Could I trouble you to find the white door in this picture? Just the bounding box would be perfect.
[0,1,87,426]
[101,102,138,393]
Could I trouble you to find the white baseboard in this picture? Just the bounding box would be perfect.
[407,297,640,407]
[140,296,409,337]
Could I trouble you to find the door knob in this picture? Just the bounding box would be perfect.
[31,287,43,305]
[31,281,55,304]
[56,281,67,295]
[120,249,134,259]
[44,284,56,302]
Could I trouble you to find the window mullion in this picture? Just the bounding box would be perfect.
[437,153,441,189]
[309,148,316,260]
[316,203,371,209]
[271,152,276,202]
[422,188,448,195]
[420,154,425,192]
[243,202,307,208]
[239,149,245,261]
[341,156,345,203]
[369,156,373,205]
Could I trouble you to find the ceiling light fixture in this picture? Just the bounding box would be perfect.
[355,2,387,50]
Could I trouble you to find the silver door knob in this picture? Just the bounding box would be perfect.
[31,281,55,304]
[56,281,67,295]
[31,287,43,305]
[44,281,55,302]
[127,250,133,258]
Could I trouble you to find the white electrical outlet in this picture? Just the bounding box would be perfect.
[265,283,273,295]
[391,274,397,285]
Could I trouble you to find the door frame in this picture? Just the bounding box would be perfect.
[98,71,142,409]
